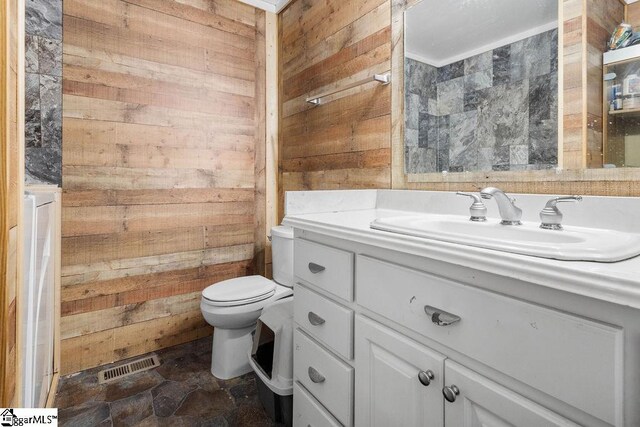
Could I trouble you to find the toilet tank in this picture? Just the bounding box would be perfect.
[271,226,294,287]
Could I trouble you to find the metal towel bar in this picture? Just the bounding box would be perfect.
[306,71,391,105]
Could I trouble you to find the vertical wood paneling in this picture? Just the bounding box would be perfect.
[265,12,278,278]
[61,0,265,374]
[2,0,23,407]
[554,0,623,170]
[562,0,586,170]
[254,9,267,276]
[278,0,392,221]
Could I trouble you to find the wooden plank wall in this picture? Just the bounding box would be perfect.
[1,0,22,407]
[627,2,640,30]
[563,0,586,170]
[61,0,265,374]
[278,0,392,219]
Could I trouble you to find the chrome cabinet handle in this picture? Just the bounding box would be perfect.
[418,370,435,386]
[308,366,326,383]
[424,305,461,326]
[308,262,325,274]
[443,385,460,403]
[308,311,326,326]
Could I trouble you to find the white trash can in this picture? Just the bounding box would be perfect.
[248,298,293,426]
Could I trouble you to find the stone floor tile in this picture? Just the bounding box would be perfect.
[151,380,196,417]
[192,337,212,356]
[185,372,221,393]
[136,415,228,427]
[57,337,277,426]
[174,389,234,419]
[155,353,211,382]
[110,391,154,427]
[229,375,258,401]
[55,372,106,408]
[58,401,111,427]
[105,370,165,402]
[227,403,276,427]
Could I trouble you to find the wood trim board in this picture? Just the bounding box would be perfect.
[1,0,24,407]
[0,0,9,406]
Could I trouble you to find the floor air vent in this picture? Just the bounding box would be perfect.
[98,354,160,384]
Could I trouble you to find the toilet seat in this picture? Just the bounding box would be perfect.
[202,275,276,307]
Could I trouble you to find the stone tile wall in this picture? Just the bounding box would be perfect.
[25,0,62,185]
[405,29,558,174]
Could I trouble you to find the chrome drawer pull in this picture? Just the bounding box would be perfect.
[308,262,326,274]
[418,370,435,386]
[424,305,461,326]
[443,384,460,403]
[308,311,326,326]
[308,366,326,383]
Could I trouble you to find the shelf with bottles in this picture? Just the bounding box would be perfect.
[608,106,640,116]
[603,47,640,167]
[604,45,640,111]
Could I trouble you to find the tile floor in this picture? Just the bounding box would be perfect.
[55,336,281,426]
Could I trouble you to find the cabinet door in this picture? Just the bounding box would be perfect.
[355,315,445,427]
[443,360,579,427]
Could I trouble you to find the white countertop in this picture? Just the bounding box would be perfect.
[283,190,640,310]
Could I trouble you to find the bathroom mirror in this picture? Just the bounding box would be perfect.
[403,0,559,174]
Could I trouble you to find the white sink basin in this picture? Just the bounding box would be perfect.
[370,214,640,262]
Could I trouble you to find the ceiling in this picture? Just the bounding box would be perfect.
[405,0,558,67]
[238,0,292,13]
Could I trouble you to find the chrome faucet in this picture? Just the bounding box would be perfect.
[539,196,582,230]
[456,192,487,222]
[480,187,522,225]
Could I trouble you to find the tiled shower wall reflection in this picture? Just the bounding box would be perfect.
[405,29,558,174]
[25,0,62,185]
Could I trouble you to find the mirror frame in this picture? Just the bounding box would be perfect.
[391,0,640,193]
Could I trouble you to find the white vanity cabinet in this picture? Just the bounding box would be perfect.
[291,231,630,427]
[355,315,577,427]
[293,239,356,427]
[356,255,622,425]
[443,360,577,427]
[355,315,445,427]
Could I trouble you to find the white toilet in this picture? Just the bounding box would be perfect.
[200,225,294,379]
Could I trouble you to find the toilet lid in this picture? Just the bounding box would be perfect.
[202,275,276,306]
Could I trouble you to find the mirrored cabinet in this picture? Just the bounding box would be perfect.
[604,45,640,168]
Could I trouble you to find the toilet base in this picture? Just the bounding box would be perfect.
[210,326,254,380]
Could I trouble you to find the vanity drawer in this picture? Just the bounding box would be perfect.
[294,382,342,427]
[294,239,354,301]
[294,328,353,426]
[356,255,623,425]
[294,284,353,359]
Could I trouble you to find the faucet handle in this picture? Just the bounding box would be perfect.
[540,196,583,230]
[456,192,487,222]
